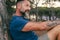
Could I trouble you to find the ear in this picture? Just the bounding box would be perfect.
[17,3,21,9]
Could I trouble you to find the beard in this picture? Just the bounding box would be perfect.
[20,10,30,19]
[20,11,25,17]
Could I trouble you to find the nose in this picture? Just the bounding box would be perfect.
[29,7,31,11]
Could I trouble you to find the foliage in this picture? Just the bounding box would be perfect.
[6,0,16,15]
[6,0,60,21]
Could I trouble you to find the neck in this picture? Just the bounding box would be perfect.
[15,9,22,16]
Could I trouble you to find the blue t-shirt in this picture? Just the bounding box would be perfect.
[9,16,38,40]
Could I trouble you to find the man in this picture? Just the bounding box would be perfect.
[9,0,60,40]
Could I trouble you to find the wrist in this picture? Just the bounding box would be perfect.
[47,21,58,27]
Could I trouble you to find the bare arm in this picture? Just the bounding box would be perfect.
[22,21,60,32]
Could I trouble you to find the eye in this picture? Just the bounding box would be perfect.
[26,4,29,6]
[26,4,31,7]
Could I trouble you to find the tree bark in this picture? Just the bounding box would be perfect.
[0,0,8,40]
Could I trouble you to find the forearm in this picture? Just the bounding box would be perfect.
[22,22,47,31]
[35,21,60,31]
[45,21,60,30]
[22,21,60,32]
[47,21,60,27]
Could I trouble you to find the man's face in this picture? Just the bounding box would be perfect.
[19,1,31,13]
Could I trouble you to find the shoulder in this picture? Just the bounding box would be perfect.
[11,16,23,21]
[10,16,28,24]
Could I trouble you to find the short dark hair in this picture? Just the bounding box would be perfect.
[17,0,24,3]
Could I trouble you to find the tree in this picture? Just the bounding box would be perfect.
[0,0,9,40]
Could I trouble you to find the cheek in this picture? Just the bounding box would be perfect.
[23,7,27,11]
[20,7,25,12]
[24,6,31,11]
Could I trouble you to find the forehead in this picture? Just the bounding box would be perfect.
[23,1,30,5]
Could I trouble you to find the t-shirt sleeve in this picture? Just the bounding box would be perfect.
[14,18,29,31]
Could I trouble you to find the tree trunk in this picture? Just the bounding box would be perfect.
[0,0,8,40]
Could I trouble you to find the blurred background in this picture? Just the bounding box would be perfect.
[0,0,60,40]
[6,0,60,21]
